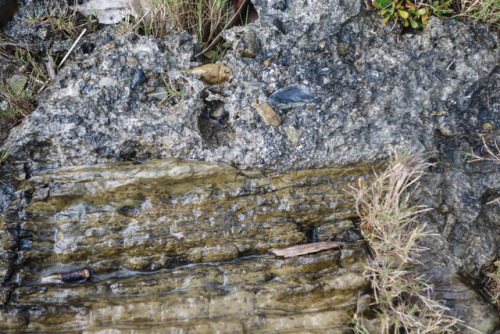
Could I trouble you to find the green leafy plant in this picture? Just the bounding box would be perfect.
[373,0,453,28]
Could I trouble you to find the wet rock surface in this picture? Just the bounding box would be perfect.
[1,0,500,331]
[0,158,371,332]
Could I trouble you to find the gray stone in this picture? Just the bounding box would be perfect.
[268,85,315,110]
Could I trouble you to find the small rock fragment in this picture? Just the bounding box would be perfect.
[273,0,287,11]
[269,241,344,257]
[182,63,232,84]
[236,30,259,58]
[483,122,495,131]
[129,0,152,24]
[268,85,315,110]
[7,75,27,92]
[256,102,281,126]
[99,77,118,88]
[285,126,303,144]
[127,56,139,66]
[272,17,286,34]
[118,205,141,217]
[41,268,90,284]
[132,69,147,86]
[75,0,134,24]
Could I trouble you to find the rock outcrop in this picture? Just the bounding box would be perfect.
[0,0,499,331]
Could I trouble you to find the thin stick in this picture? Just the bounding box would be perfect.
[446,59,456,70]
[58,28,86,69]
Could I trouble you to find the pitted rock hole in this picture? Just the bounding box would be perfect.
[198,98,231,148]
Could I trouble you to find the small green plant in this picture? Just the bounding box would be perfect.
[0,48,48,122]
[25,7,97,39]
[203,42,230,61]
[0,148,11,164]
[147,76,185,104]
[350,151,461,333]
[373,0,453,28]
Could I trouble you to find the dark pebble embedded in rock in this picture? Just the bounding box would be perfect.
[81,42,95,54]
[132,69,147,86]
[41,268,90,284]
[273,0,287,11]
[478,108,489,121]
[268,85,315,110]
[272,17,286,34]
[118,205,141,218]
[96,35,113,45]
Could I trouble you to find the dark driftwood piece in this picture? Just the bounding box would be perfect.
[269,241,344,257]
[41,268,90,284]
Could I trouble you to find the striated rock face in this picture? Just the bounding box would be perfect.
[1,0,499,331]
[0,159,371,332]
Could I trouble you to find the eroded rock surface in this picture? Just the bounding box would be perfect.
[1,0,499,331]
[0,158,370,332]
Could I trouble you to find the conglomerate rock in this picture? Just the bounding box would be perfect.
[0,0,499,331]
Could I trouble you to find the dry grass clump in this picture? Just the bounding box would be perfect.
[129,0,233,42]
[468,137,500,205]
[468,136,500,163]
[457,0,500,27]
[482,260,500,310]
[350,151,461,333]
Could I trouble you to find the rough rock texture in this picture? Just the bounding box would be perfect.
[0,158,370,332]
[1,0,500,331]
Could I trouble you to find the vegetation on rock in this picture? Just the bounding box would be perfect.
[350,152,461,333]
[372,0,500,28]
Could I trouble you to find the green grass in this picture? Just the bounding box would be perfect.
[350,151,461,333]
[0,148,11,164]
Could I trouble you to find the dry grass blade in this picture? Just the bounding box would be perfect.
[350,151,463,333]
[467,136,500,163]
[467,136,500,206]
